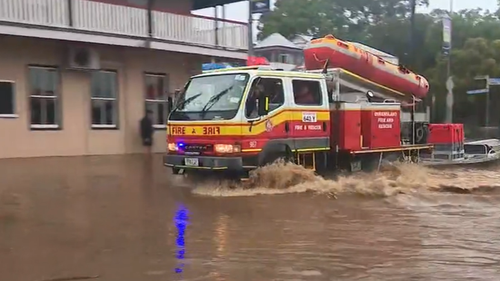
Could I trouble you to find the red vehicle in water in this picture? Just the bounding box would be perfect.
[163,59,439,180]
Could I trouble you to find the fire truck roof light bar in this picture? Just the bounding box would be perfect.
[202,65,276,73]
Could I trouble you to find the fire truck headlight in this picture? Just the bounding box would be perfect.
[214,144,241,154]
[168,142,178,151]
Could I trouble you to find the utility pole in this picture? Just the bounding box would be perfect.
[486,76,490,129]
[248,0,253,57]
[446,0,453,85]
[477,75,492,129]
[409,0,416,64]
[444,0,453,123]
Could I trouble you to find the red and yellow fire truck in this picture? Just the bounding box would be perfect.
[164,35,435,179]
[164,67,435,178]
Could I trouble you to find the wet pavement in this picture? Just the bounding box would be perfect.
[1,155,500,281]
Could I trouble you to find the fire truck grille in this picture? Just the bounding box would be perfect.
[183,144,212,154]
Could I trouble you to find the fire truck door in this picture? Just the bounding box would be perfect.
[290,79,330,151]
[243,77,290,150]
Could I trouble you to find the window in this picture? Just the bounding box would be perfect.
[145,73,168,128]
[279,54,290,64]
[169,73,249,121]
[292,80,322,106]
[0,81,15,117]
[296,55,304,65]
[29,67,60,129]
[245,77,284,118]
[91,70,118,128]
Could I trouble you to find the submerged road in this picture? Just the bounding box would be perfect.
[0,155,500,281]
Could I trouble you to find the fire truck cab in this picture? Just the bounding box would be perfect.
[164,65,432,179]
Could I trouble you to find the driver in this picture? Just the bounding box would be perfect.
[245,84,264,117]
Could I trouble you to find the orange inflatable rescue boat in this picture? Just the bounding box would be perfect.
[304,34,429,99]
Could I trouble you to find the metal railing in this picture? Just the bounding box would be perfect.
[72,0,148,36]
[0,0,69,27]
[0,0,248,50]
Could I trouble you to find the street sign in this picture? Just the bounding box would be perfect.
[488,77,500,85]
[446,76,454,91]
[251,0,270,14]
[442,16,452,54]
[466,89,488,95]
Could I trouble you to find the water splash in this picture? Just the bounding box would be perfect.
[191,160,500,197]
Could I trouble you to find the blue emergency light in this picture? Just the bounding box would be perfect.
[201,63,234,71]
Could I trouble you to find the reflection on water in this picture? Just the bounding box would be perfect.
[0,155,500,280]
[174,205,188,274]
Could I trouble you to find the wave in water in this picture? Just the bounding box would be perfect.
[190,161,500,197]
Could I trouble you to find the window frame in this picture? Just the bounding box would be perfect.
[278,53,290,64]
[90,70,119,129]
[144,72,169,129]
[245,76,286,118]
[291,79,324,106]
[28,65,61,130]
[0,80,17,118]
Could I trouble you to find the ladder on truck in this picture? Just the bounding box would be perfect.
[307,68,410,102]
[307,67,430,123]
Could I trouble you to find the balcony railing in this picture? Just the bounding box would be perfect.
[0,0,248,50]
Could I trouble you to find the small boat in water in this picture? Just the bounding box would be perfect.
[423,139,500,167]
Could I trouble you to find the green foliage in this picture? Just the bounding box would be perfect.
[258,0,500,125]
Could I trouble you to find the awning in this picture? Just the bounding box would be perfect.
[192,0,243,10]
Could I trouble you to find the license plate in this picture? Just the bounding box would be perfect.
[184,158,199,166]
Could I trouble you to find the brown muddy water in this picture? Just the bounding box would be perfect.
[1,155,500,281]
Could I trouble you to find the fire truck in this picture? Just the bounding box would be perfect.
[163,63,436,179]
[163,34,440,179]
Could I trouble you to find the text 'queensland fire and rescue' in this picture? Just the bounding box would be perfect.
[374,111,397,129]
[169,127,221,135]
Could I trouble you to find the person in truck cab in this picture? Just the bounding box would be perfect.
[294,84,316,105]
[245,83,264,117]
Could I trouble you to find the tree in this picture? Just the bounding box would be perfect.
[258,0,429,40]
[257,0,349,40]
[423,9,500,123]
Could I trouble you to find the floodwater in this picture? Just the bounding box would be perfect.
[1,155,500,281]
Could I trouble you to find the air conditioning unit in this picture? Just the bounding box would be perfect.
[67,47,100,70]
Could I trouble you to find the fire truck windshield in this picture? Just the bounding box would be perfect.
[169,73,249,121]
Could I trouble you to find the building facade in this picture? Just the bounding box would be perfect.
[0,0,247,158]
[254,33,304,71]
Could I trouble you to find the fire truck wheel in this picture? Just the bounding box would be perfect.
[263,153,291,166]
[259,145,293,166]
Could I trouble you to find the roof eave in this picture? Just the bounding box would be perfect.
[192,0,243,10]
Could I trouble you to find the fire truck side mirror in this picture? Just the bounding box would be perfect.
[174,88,183,99]
[167,96,173,114]
[258,96,269,116]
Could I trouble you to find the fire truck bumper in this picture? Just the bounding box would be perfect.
[163,155,247,172]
